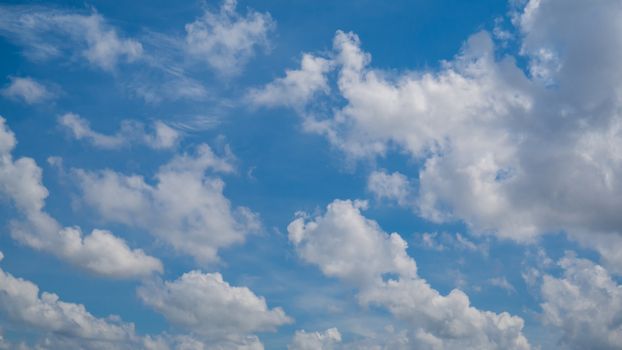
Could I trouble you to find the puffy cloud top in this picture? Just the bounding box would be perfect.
[288,199,530,349]
[138,271,292,344]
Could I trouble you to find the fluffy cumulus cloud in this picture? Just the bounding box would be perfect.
[0,257,140,349]
[1,76,54,104]
[0,117,162,278]
[0,5,142,70]
[288,328,341,350]
[539,254,622,350]
[59,113,181,150]
[248,54,332,109]
[288,199,530,349]
[255,0,622,274]
[73,143,260,264]
[138,271,292,347]
[185,0,274,75]
[0,255,220,350]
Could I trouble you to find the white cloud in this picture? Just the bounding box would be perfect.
[73,143,260,264]
[288,328,341,350]
[185,0,274,76]
[0,5,142,70]
[138,271,291,346]
[0,261,218,350]
[367,170,412,206]
[1,76,54,104]
[288,199,417,286]
[0,117,162,278]
[0,262,139,349]
[540,253,622,350]
[248,54,332,108]
[288,199,530,349]
[0,251,268,350]
[59,113,181,150]
[258,0,622,271]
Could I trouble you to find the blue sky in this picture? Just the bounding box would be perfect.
[1,0,621,349]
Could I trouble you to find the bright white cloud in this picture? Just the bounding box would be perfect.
[0,117,162,278]
[1,76,54,104]
[288,328,341,350]
[248,54,332,108]
[540,253,622,350]
[258,0,622,272]
[0,261,139,349]
[0,5,142,70]
[0,257,218,350]
[288,199,417,286]
[138,271,291,346]
[59,113,181,150]
[185,0,274,75]
[74,143,260,264]
[288,199,530,349]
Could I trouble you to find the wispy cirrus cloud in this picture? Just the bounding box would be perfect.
[58,113,181,150]
[0,5,142,70]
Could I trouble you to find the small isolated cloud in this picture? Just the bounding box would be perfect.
[138,271,292,346]
[488,277,517,294]
[367,170,413,206]
[0,5,142,70]
[185,0,275,75]
[0,117,162,279]
[289,328,342,350]
[59,113,181,150]
[1,76,55,104]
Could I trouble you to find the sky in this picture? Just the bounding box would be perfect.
[0,0,621,349]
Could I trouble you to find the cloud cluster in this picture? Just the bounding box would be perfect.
[0,5,142,70]
[0,117,162,278]
[74,143,260,264]
[59,113,181,150]
[288,199,530,349]
[0,249,290,349]
[254,0,622,275]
